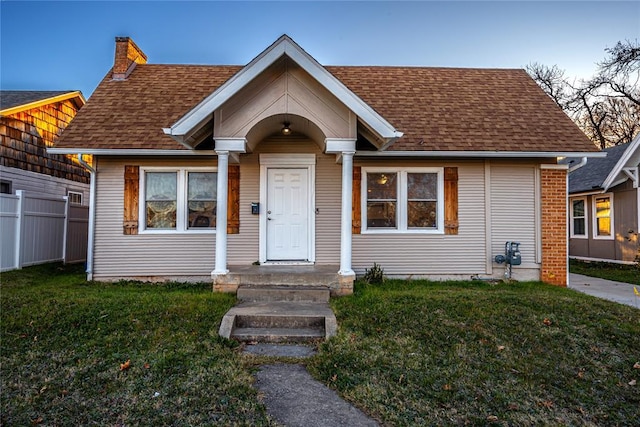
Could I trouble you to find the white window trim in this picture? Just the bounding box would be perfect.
[592,192,614,240]
[67,190,83,205]
[139,166,217,234]
[361,167,444,234]
[569,197,588,239]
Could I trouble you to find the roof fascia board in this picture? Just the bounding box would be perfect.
[166,35,402,142]
[355,151,607,158]
[602,134,640,191]
[1,91,86,116]
[48,148,216,156]
[568,190,604,197]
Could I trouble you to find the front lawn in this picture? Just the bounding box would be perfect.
[0,263,274,426]
[309,280,640,426]
[3,265,639,426]
[570,258,640,285]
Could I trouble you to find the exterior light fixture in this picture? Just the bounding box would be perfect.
[281,121,292,135]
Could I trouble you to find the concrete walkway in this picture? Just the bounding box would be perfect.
[568,273,639,309]
[255,364,379,427]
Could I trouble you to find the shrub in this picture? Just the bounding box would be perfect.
[363,262,385,284]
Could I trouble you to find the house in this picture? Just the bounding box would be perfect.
[1,90,90,202]
[49,35,601,293]
[564,134,640,264]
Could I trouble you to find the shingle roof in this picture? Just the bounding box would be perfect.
[562,143,629,193]
[0,90,75,110]
[55,64,596,153]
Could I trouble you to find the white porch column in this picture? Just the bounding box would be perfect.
[339,151,355,276]
[213,150,229,275]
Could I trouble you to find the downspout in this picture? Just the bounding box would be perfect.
[568,157,587,173]
[77,154,96,280]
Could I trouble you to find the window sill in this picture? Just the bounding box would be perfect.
[361,229,444,235]
[139,229,217,235]
[569,235,588,239]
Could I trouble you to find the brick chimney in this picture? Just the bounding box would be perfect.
[113,37,147,80]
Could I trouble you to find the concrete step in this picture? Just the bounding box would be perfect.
[235,314,325,329]
[237,285,330,303]
[232,327,325,343]
[219,301,338,343]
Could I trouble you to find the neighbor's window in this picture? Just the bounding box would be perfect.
[594,194,612,238]
[67,191,83,205]
[0,180,12,194]
[570,198,587,237]
[142,169,217,232]
[364,168,443,233]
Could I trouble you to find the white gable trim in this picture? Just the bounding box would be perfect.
[602,133,640,191]
[163,35,402,145]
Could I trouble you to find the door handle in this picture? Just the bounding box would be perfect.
[267,217,272,221]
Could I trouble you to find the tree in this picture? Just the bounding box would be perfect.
[527,39,639,149]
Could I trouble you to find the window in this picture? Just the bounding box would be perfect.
[67,191,83,205]
[0,180,11,194]
[363,168,444,233]
[570,198,587,238]
[141,168,216,233]
[593,194,613,239]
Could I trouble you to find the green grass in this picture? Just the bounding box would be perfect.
[570,258,640,285]
[1,263,275,426]
[3,265,640,426]
[308,280,640,426]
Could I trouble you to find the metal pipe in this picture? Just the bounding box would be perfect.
[77,154,96,280]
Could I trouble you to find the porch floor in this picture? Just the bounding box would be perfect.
[213,264,354,296]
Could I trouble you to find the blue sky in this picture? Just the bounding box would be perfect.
[1,1,638,98]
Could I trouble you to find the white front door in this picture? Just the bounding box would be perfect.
[266,168,309,261]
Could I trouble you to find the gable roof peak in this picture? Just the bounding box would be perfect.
[163,34,402,148]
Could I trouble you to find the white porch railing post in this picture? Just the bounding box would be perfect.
[339,151,355,276]
[213,151,229,275]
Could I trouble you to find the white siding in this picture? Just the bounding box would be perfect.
[0,165,89,204]
[92,152,541,280]
[490,164,537,268]
[93,157,217,280]
[352,161,487,276]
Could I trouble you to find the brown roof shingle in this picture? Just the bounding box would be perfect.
[56,63,596,153]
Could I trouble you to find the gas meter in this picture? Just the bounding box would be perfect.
[494,241,521,279]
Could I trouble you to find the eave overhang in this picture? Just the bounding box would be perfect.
[0,91,86,116]
[162,35,402,148]
[602,133,640,191]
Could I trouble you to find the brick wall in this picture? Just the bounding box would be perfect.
[0,99,89,184]
[540,167,567,286]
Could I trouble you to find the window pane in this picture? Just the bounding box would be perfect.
[408,201,437,228]
[146,201,177,229]
[367,173,397,200]
[367,201,396,228]
[573,218,585,235]
[595,197,611,236]
[408,173,437,200]
[188,172,216,200]
[146,172,177,229]
[188,172,216,228]
[146,172,176,200]
[572,200,584,217]
[188,201,216,228]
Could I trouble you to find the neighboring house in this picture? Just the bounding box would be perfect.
[564,134,640,264]
[50,35,600,293]
[0,90,90,202]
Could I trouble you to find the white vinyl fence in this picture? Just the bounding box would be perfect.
[0,191,88,272]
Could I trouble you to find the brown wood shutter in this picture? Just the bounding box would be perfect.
[444,167,459,235]
[352,166,361,234]
[227,164,240,234]
[123,165,139,235]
